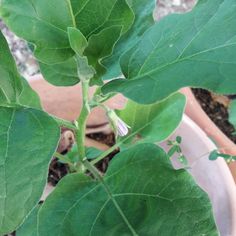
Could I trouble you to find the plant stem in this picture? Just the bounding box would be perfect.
[76,80,90,162]
[52,116,78,131]
[83,160,138,236]
[90,143,119,165]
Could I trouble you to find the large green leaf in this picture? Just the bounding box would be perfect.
[17,205,40,236]
[102,0,236,104]
[0,31,41,108]
[0,0,134,86]
[118,93,186,143]
[0,0,75,64]
[102,0,156,80]
[0,106,60,235]
[37,144,218,236]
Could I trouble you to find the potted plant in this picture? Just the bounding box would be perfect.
[0,0,236,235]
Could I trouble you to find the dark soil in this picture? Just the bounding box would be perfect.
[48,132,117,186]
[86,133,119,173]
[192,88,236,143]
[48,158,69,186]
[87,132,115,147]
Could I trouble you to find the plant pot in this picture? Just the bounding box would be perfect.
[30,76,236,235]
[181,88,236,183]
[160,115,236,236]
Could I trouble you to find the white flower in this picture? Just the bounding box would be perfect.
[116,117,130,137]
[107,110,130,137]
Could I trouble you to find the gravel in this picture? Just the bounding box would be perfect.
[0,20,39,78]
[0,0,196,78]
[155,0,196,19]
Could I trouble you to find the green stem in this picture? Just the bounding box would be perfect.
[76,80,90,162]
[52,116,78,131]
[83,160,138,236]
[91,129,139,166]
[90,143,119,165]
[54,152,76,171]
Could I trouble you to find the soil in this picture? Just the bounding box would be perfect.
[48,132,117,186]
[192,88,236,144]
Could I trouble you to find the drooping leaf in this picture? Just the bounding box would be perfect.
[118,93,186,143]
[0,0,134,86]
[0,31,41,108]
[37,144,218,236]
[0,106,60,235]
[102,0,236,104]
[102,0,156,80]
[17,205,41,236]
[229,100,236,131]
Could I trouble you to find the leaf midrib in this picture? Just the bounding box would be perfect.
[131,42,236,81]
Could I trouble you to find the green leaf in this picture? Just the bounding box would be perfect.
[102,0,156,80]
[17,205,40,236]
[86,147,103,160]
[64,145,103,164]
[229,100,236,131]
[168,145,178,158]
[39,27,86,86]
[102,0,236,104]
[38,144,217,235]
[209,150,219,160]
[68,27,88,56]
[118,93,186,143]
[17,77,42,109]
[209,150,236,162]
[39,58,79,86]
[84,25,123,79]
[176,136,182,144]
[0,0,75,64]
[0,31,41,108]
[0,106,60,235]
[72,0,134,37]
[0,0,134,86]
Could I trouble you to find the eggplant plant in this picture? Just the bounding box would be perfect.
[0,0,236,235]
